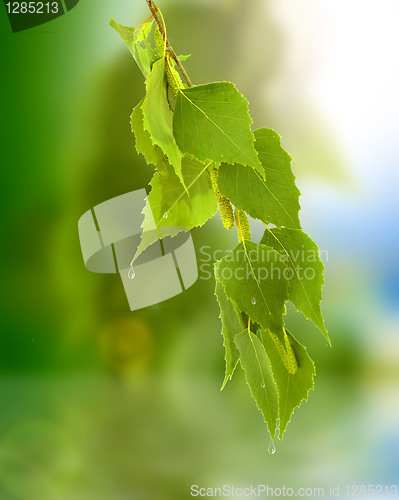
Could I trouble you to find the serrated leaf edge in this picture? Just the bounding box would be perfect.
[214,288,243,390]
[234,330,278,440]
[263,226,330,343]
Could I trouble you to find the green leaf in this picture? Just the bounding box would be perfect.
[173,82,263,175]
[109,18,159,77]
[142,58,185,186]
[214,282,243,389]
[217,128,301,229]
[130,100,160,166]
[262,329,315,438]
[178,54,191,62]
[234,330,279,439]
[148,155,217,227]
[260,227,328,341]
[134,154,218,259]
[215,241,288,333]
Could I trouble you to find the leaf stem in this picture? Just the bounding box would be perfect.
[135,13,154,33]
[145,0,193,87]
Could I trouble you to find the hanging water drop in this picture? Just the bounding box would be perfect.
[251,297,256,305]
[268,440,276,455]
[128,267,136,279]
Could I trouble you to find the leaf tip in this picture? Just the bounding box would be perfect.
[109,17,118,30]
[220,376,229,391]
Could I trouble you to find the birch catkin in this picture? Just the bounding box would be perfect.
[166,55,183,96]
[211,168,234,230]
[155,27,165,56]
[270,330,298,375]
[155,29,183,96]
[235,210,251,242]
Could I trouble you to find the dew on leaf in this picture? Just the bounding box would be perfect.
[251,297,256,305]
[261,382,266,388]
[163,212,168,219]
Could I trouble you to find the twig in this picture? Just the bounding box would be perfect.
[145,0,193,87]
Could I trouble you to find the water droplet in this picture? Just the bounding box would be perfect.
[128,267,136,279]
[163,212,168,219]
[268,440,276,455]
[261,382,265,388]
[251,297,256,305]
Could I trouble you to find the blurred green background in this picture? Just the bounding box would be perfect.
[0,0,398,499]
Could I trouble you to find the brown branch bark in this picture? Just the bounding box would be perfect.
[145,0,193,87]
